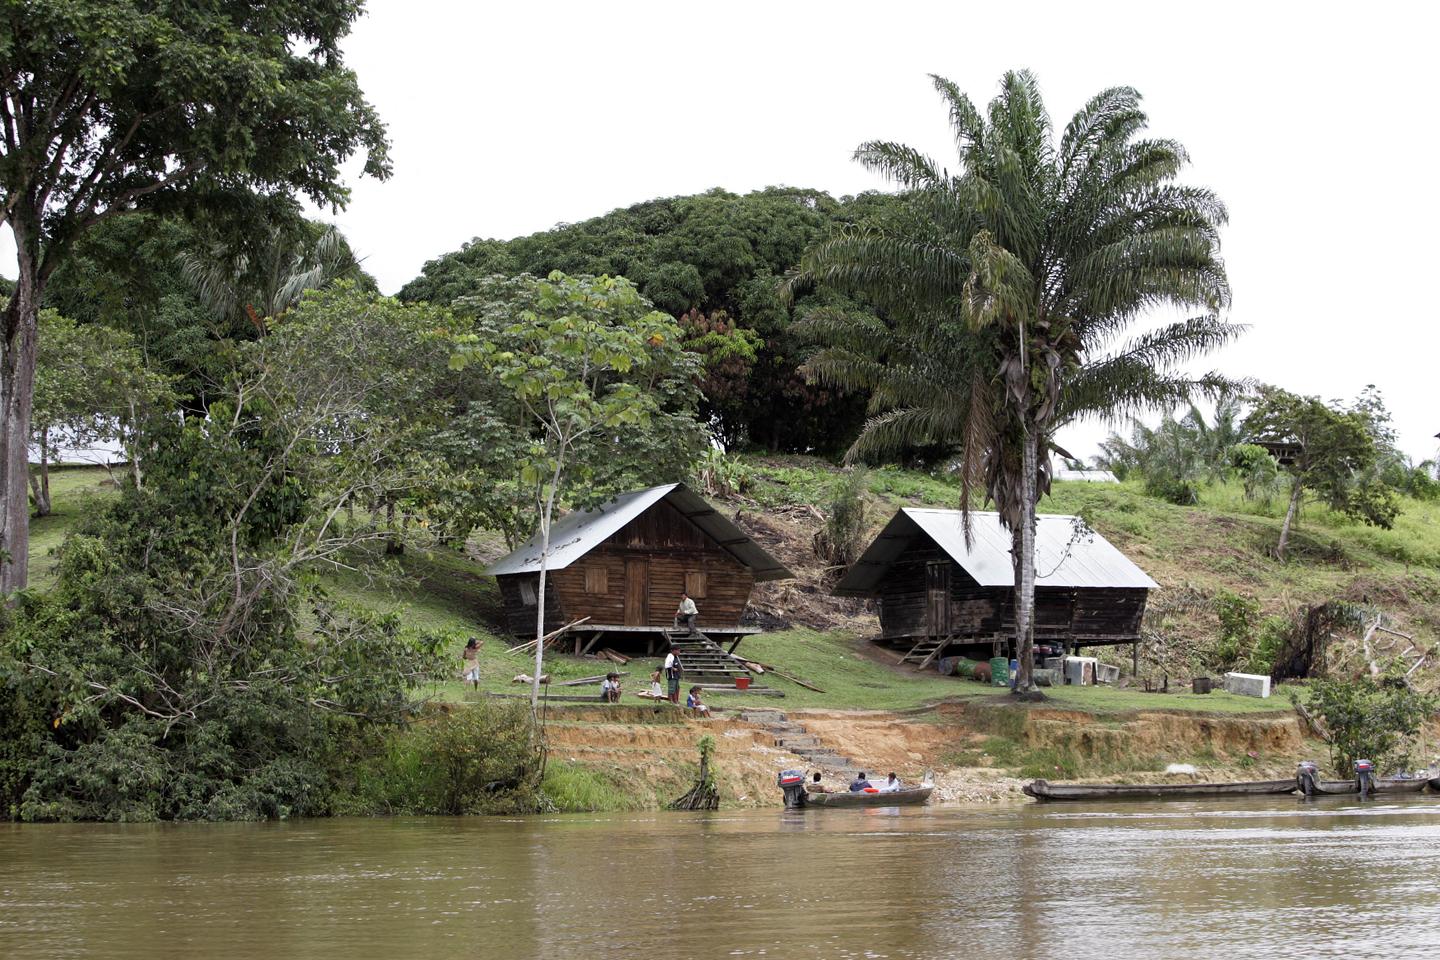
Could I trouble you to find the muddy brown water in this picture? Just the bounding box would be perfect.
[3,797,1439,959]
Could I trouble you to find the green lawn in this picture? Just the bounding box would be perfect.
[27,466,119,589]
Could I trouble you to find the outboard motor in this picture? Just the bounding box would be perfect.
[1355,759,1374,798]
[1296,760,1320,797]
[778,769,808,809]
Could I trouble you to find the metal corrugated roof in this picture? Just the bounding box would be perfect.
[483,483,793,582]
[832,508,1156,597]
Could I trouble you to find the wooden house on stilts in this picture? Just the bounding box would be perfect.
[834,509,1157,667]
[485,483,793,657]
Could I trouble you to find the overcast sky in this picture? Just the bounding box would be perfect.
[14,1,1440,461]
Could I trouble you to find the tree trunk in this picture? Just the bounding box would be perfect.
[0,245,41,595]
[531,457,566,713]
[28,429,52,517]
[384,498,404,555]
[1277,476,1303,561]
[1014,429,1039,692]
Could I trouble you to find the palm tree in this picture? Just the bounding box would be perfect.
[179,223,367,333]
[790,72,1235,690]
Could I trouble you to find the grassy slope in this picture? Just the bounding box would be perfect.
[28,461,1440,715]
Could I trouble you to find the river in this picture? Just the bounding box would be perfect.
[3,797,1438,959]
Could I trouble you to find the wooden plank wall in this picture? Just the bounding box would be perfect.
[495,498,757,637]
[874,538,1148,644]
[495,573,567,637]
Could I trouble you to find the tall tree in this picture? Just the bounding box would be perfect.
[1244,386,1398,560]
[792,72,1233,690]
[0,0,390,593]
[450,272,703,710]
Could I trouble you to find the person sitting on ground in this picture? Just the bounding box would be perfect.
[600,672,622,703]
[879,772,901,793]
[808,772,831,794]
[674,591,699,634]
[685,685,710,716]
[848,771,873,793]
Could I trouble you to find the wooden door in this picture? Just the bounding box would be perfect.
[925,561,951,637]
[624,558,649,626]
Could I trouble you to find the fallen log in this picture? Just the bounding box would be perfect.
[599,649,630,665]
[511,673,551,685]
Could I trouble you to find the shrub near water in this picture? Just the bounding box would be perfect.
[342,701,543,815]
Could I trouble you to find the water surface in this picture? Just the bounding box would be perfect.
[3,797,1438,959]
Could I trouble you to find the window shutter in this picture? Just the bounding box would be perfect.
[585,565,608,595]
[685,571,707,598]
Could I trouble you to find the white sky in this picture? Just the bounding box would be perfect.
[11,1,1440,461]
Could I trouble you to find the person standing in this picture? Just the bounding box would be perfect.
[461,636,482,689]
[663,645,684,704]
[674,591,699,634]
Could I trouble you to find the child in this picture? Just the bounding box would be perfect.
[600,673,622,703]
[685,685,710,716]
[461,637,482,689]
[647,667,664,699]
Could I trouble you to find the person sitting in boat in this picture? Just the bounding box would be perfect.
[848,771,873,792]
[686,685,711,716]
[807,772,831,794]
[600,673,622,703]
[879,772,901,793]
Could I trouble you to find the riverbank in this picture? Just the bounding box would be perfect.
[530,694,1320,811]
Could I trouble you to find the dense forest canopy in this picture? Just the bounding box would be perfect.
[401,187,902,453]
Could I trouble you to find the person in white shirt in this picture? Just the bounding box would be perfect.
[879,772,902,793]
[662,647,683,703]
[600,673,621,703]
[674,591,699,634]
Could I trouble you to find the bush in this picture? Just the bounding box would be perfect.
[1300,675,1437,776]
[1212,590,1259,667]
[813,469,870,568]
[342,701,543,815]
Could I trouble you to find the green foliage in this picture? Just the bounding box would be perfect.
[1212,590,1260,666]
[341,702,543,815]
[451,271,706,518]
[814,468,871,568]
[693,449,754,498]
[1230,443,1283,504]
[1,377,444,821]
[1246,386,1400,558]
[1096,400,1249,505]
[403,187,884,452]
[1300,675,1437,776]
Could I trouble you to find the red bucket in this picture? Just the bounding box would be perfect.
[735,676,751,690]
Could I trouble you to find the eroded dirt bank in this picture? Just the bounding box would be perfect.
[542,700,1315,809]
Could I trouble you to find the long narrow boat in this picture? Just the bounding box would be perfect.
[1023,778,1297,802]
[1308,778,1430,796]
[1431,778,1440,793]
[801,786,933,808]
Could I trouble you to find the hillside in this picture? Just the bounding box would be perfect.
[29,457,1440,710]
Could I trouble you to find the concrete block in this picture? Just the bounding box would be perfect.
[1223,672,1272,698]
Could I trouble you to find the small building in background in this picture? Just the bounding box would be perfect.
[1053,467,1119,483]
[833,508,1156,664]
[485,483,792,655]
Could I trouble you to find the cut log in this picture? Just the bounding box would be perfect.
[599,649,631,665]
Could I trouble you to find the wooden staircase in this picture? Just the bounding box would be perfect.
[898,636,949,670]
[663,628,775,694]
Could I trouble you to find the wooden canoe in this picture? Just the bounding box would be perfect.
[1430,778,1440,793]
[1309,778,1430,796]
[1023,778,1297,802]
[802,786,933,807]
